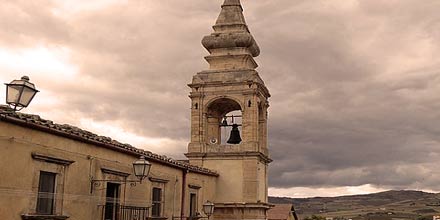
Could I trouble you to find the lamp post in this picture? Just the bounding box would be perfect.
[90,156,152,193]
[202,201,215,219]
[5,76,39,111]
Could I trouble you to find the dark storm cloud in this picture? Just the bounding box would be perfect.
[248,0,440,190]
[1,0,440,193]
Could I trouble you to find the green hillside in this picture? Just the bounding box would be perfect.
[269,190,440,220]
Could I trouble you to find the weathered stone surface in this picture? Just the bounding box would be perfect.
[201,0,260,70]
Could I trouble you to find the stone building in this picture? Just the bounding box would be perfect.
[0,0,272,220]
[0,105,218,220]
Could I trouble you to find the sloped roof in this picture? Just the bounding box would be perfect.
[0,105,218,176]
[268,204,296,220]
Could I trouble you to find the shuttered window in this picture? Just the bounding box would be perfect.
[36,171,56,214]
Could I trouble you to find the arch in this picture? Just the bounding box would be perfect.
[205,97,243,117]
[205,97,243,145]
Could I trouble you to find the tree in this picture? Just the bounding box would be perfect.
[304,215,326,220]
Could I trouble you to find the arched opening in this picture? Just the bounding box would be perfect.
[221,110,243,144]
[206,98,243,145]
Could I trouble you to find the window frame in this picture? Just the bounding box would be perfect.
[151,187,163,217]
[27,152,74,218]
[189,193,198,217]
[149,177,168,218]
[36,171,57,215]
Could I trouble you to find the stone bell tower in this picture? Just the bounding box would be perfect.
[186,0,272,219]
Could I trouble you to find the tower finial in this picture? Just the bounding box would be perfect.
[222,0,242,7]
[201,0,260,71]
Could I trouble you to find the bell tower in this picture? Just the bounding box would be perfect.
[186,0,272,220]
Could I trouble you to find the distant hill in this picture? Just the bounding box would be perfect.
[269,190,440,220]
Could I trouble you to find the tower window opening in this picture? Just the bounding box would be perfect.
[221,110,242,145]
[206,98,242,145]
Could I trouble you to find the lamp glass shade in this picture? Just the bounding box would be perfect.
[5,76,39,110]
[202,201,215,216]
[133,156,151,181]
[6,85,21,104]
[19,86,38,107]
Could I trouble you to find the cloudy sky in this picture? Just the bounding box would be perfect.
[1,0,440,198]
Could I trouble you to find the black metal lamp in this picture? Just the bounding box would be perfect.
[5,76,39,111]
[133,156,151,182]
[202,201,215,219]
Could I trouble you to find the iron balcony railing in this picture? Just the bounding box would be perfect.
[100,204,150,220]
[172,216,209,220]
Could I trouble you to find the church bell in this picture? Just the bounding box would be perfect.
[221,117,228,127]
[227,124,242,144]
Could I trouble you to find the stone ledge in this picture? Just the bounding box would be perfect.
[21,214,69,220]
[214,202,274,209]
[31,152,75,166]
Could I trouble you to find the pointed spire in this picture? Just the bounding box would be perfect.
[215,0,246,30]
[201,0,260,71]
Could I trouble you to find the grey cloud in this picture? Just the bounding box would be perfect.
[0,0,69,48]
[2,0,440,193]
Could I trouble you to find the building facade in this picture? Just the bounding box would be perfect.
[0,105,218,220]
[0,0,271,220]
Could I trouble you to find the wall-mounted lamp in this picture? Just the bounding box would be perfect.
[202,201,215,219]
[90,156,151,193]
[5,76,39,111]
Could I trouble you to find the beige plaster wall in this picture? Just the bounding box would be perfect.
[0,121,217,220]
[201,159,244,203]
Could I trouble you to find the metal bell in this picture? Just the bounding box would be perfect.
[227,124,242,144]
[221,117,228,127]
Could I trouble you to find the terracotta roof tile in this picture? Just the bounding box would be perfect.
[268,204,295,220]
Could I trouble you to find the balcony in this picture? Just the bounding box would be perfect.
[172,216,208,220]
[99,204,150,220]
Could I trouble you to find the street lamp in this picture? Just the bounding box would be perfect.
[90,156,152,193]
[202,201,215,219]
[133,156,151,182]
[5,76,39,111]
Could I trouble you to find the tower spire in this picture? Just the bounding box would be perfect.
[202,0,260,71]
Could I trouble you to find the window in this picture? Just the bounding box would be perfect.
[36,171,56,215]
[149,177,168,218]
[189,193,197,217]
[152,187,162,217]
[104,183,120,220]
[30,153,73,218]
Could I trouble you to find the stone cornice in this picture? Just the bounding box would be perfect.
[101,168,131,177]
[31,152,75,166]
[149,177,170,183]
[185,151,272,164]
[214,202,274,209]
[21,214,69,220]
